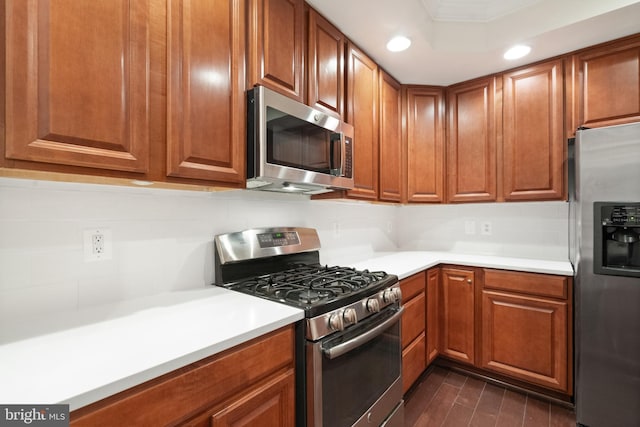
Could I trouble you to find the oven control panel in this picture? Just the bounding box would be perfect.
[257,231,300,248]
[306,283,402,341]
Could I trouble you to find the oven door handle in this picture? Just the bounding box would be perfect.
[322,307,404,360]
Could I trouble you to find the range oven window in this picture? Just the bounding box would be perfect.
[310,309,402,427]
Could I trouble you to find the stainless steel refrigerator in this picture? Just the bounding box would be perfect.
[572,122,640,427]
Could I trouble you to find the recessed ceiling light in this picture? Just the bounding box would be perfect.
[386,36,411,52]
[503,44,531,60]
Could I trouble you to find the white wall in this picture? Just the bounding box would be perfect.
[0,178,396,322]
[397,201,569,259]
[0,177,568,322]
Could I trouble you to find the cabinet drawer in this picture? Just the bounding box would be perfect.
[402,333,426,394]
[484,269,568,299]
[402,292,425,348]
[400,272,426,301]
[71,326,294,426]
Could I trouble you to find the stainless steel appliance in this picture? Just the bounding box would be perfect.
[246,86,354,195]
[572,122,640,427]
[214,227,404,427]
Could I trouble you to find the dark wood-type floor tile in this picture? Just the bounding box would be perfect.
[455,376,484,409]
[469,383,505,427]
[415,383,460,426]
[405,366,449,426]
[404,367,576,427]
[549,404,576,427]
[523,397,550,427]
[495,389,526,427]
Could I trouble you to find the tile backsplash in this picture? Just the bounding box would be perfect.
[0,177,568,322]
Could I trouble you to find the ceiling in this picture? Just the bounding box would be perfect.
[305,0,640,86]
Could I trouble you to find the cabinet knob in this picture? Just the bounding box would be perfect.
[467,279,472,284]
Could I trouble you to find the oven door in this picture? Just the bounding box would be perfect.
[306,306,404,427]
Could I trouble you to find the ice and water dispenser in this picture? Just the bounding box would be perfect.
[594,202,640,278]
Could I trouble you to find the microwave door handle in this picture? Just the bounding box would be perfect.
[322,307,404,359]
[330,133,342,176]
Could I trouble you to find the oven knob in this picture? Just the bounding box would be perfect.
[328,311,345,331]
[394,287,402,302]
[383,288,398,303]
[343,308,357,325]
[366,298,380,313]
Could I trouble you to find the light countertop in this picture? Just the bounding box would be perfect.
[349,251,574,279]
[0,287,303,411]
[0,251,573,412]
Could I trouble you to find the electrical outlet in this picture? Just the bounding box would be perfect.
[92,233,105,254]
[83,228,112,262]
[481,221,492,236]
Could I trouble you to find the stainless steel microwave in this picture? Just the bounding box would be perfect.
[246,86,354,195]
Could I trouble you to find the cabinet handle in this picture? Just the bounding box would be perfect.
[467,279,472,284]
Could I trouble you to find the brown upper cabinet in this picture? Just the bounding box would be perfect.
[3,0,246,188]
[4,0,151,174]
[572,34,640,132]
[404,86,445,203]
[501,59,565,201]
[446,77,499,203]
[306,9,345,118]
[166,0,246,184]
[3,3,639,202]
[346,42,379,200]
[378,71,403,202]
[248,0,305,102]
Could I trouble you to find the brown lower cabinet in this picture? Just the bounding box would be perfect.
[400,267,440,394]
[403,265,573,398]
[425,268,439,365]
[439,266,477,365]
[481,269,572,394]
[400,271,427,394]
[70,326,295,426]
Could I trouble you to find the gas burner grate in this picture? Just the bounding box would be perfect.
[229,264,390,307]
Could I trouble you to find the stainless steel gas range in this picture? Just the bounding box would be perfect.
[214,227,404,427]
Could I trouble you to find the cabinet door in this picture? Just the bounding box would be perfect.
[379,71,403,202]
[426,268,440,365]
[405,86,445,203]
[248,0,305,102]
[440,267,475,365]
[502,59,565,201]
[481,291,569,392]
[5,0,150,173]
[167,0,245,184]
[307,9,344,118]
[210,370,295,427]
[446,77,498,203]
[574,35,640,129]
[346,43,379,200]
